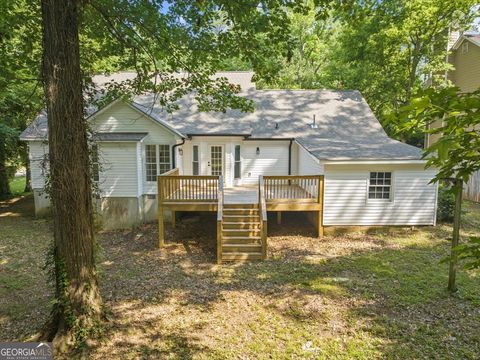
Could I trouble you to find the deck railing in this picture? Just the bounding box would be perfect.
[258,176,268,260]
[158,169,220,203]
[217,176,224,264]
[263,175,322,202]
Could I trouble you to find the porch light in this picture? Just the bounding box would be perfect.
[256,147,260,155]
[178,148,183,156]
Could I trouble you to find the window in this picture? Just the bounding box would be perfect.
[146,144,171,181]
[234,145,241,179]
[368,172,392,200]
[192,145,199,175]
[91,145,100,182]
[145,145,157,181]
[158,145,171,174]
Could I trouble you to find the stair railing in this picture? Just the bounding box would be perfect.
[258,175,268,259]
[216,175,224,264]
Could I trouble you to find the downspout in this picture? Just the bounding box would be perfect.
[288,139,294,175]
[171,138,185,169]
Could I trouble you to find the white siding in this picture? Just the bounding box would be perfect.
[297,143,324,175]
[98,143,138,197]
[181,138,290,186]
[241,141,290,185]
[91,102,177,144]
[323,164,437,226]
[91,101,178,195]
[29,141,49,189]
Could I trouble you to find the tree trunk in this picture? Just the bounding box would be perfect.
[24,162,32,193]
[0,140,11,197]
[41,0,102,350]
[22,146,32,193]
[448,180,463,293]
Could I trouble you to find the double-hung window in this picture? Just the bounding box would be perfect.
[368,172,392,200]
[91,144,100,182]
[192,145,199,175]
[234,145,241,179]
[145,144,171,182]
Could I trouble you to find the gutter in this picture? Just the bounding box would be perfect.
[171,138,185,168]
[288,139,294,175]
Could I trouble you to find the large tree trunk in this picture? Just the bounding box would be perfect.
[0,141,11,197]
[24,162,32,193]
[41,0,102,350]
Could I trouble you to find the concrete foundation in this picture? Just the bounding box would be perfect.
[33,189,51,217]
[33,190,167,230]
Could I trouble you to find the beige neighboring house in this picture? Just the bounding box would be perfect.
[427,31,480,202]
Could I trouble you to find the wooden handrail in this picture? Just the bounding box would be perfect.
[158,173,220,203]
[217,176,224,264]
[259,176,268,260]
[263,175,322,201]
[160,168,180,177]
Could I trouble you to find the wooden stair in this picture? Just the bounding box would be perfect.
[221,204,263,261]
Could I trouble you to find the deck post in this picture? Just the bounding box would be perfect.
[158,206,165,248]
[158,175,165,248]
[171,210,176,228]
[317,175,324,238]
[277,211,282,225]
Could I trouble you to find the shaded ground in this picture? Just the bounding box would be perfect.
[1,198,479,359]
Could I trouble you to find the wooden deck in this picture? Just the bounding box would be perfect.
[157,170,324,263]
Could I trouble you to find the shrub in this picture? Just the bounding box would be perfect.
[437,185,455,223]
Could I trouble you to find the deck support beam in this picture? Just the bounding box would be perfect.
[158,206,165,248]
[171,210,176,228]
[277,211,282,225]
[317,211,324,238]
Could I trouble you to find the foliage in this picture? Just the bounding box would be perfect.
[437,185,455,222]
[456,237,480,270]
[258,0,478,144]
[394,86,480,183]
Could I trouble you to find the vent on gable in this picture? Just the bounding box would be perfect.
[462,42,469,54]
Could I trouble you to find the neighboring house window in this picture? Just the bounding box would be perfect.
[368,172,392,200]
[462,42,469,54]
[91,145,100,182]
[146,145,157,181]
[158,145,171,174]
[146,144,171,181]
[234,145,241,179]
[192,145,199,175]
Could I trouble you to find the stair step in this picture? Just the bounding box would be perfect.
[223,222,260,229]
[222,252,263,261]
[222,237,261,245]
[224,203,258,209]
[223,209,259,215]
[223,230,261,238]
[222,244,262,252]
[223,215,260,220]
[223,236,261,241]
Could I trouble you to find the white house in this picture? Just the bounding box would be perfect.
[20,72,438,232]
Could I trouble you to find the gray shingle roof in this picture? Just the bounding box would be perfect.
[92,132,148,142]
[20,72,423,161]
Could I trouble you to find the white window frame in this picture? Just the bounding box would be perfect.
[145,144,158,182]
[367,171,393,202]
[145,144,171,182]
[192,145,199,175]
[158,144,171,175]
[234,144,241,179]
[91,144,100,182]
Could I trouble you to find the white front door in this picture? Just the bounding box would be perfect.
[209,145,224,177]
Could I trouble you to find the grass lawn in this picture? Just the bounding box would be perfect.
[8,175,29,196]
[0,197,479,359]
